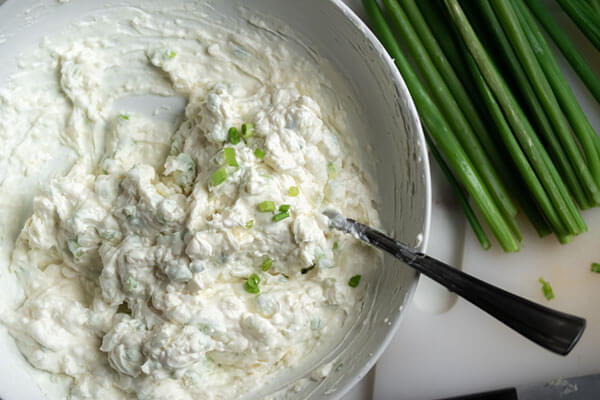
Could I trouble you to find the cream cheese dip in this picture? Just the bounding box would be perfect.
[0,2,381,399]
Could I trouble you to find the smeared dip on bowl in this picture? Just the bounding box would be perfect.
[0,1,381,399]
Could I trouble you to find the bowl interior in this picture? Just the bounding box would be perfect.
[0,0,430,399]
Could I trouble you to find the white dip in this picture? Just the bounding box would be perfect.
[0,2,380,399]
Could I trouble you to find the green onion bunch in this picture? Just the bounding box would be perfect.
[363,0,600,251]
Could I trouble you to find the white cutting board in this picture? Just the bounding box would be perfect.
[370,1,600,399]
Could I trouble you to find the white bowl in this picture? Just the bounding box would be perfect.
[0,0,431,398]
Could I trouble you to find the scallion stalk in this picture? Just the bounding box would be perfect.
[524,0,600,105]
[383,0,518,221]
[363,0,519,251]
[556,0,600,50]
[513,0,600,194]
[445,0,579,237]
[424,131,491,249]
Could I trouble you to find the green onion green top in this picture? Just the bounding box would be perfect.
[224,147,239,167]
[591,262,600,273]
[538,277,555,300]
[254,148,265,159]
[168,51,176,59]
[228,127,241,144]
[245,220,254,229]
[333,241,339,250]
[348,275,361,288]
[245,273,261,294]
[288,186,299,197]
[242,123,255,139]
[120,114,129,120]
[210,167,227,186]
[272,212,289,222]
[261,257,273,271]
[257,201,276,212]
[279,204,290,212]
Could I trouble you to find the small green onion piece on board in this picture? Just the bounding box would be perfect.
[245,220,254,229]
[348,275,361,288]
[254,148,265,159]
[228,127,241,144]
[273,212,289,222]
[168,51,176,59]
[261,258,273,271]
[120,114,129,120]
[288,186,299,197]
[210,167,227,186]
[242,123,255,139]
[258,201,276,212]
[224,147,239,167]
[333,241,339,250]
[538,277,555,300]
[245,273,261,294]
[591,263,600,273]
[279,204,290,212]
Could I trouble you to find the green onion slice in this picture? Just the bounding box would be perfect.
[224,147,239,167]
[288,186,299,197]
[272,212,289,222]
[258,201,276,212]
[228,127,241,144]
[210,167,227,186]
[348,275,361,288]
[327,162,337,178]
[538,277,555,300]
[242,123,255,139]
[261,257,273,271]
[245,273,261,294]
[254,148,265,159]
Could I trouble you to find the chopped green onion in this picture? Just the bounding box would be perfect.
[126,276,138,290]
[261,257,273,271]
[168,51,176,59]
[228,127,241,145]
[348,275,361,288]
[288,186,299,197]
[210,167,227,186]
[257,201,276,212]
[254,148,265,159]
[591,263,600,273]
[272,212,289,222]
[241,123,255,139]
[119,114,129,120]
[224,147,239,167]
[538,277,555,300]
[67,239,82,259]
[245,273,261,294]
[327,162,337,179]
[333,241,339,250]
[245,220,254,229]
[279,204,290,212]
